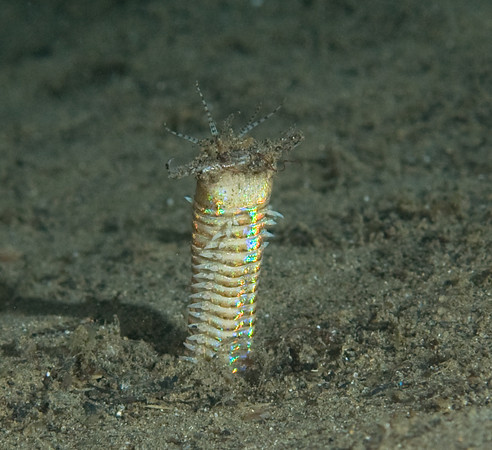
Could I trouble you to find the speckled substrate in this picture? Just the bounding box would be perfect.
[0,1,491,448]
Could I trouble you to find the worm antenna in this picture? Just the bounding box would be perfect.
[195,81,219,137]
[238,105,282,138]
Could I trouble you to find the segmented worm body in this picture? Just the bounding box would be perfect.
[168,84,303,372]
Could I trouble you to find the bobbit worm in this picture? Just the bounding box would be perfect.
[167,84,303,373]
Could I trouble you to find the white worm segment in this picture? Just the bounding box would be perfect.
[186,170,276,372]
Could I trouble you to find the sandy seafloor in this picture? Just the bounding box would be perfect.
[0,0,491,448]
